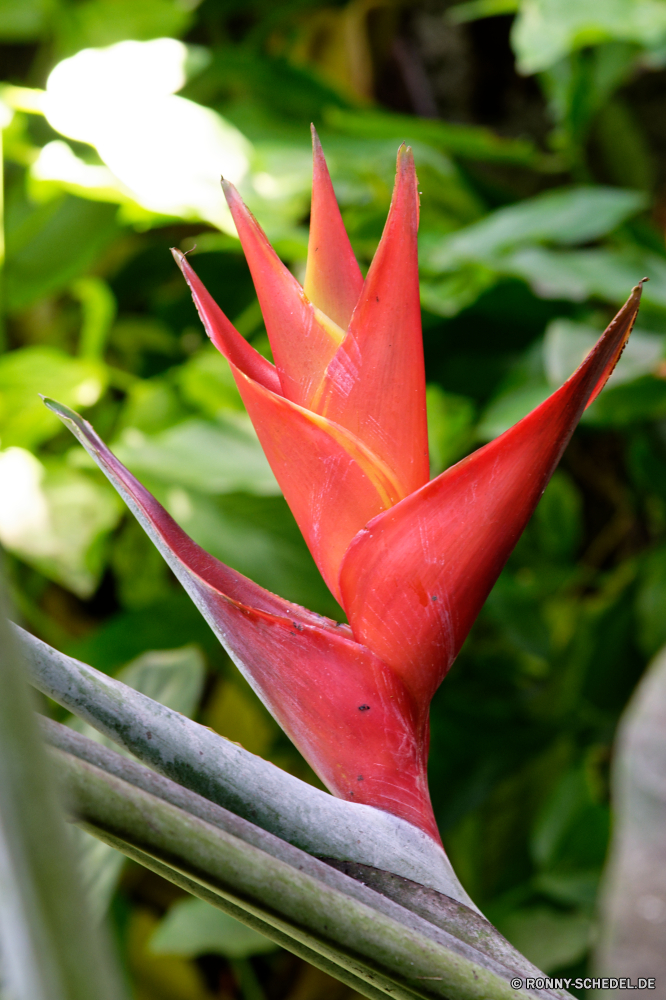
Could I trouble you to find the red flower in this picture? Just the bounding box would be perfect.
[50,129,643,842]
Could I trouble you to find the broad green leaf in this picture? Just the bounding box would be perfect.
[0,449,121,596]
[117,644,205,719]
[595,644,666,985]
[156,490,337,614]
[477,383,551,439]
[126,909,210,1000]
[68,825,126,924]
[325,106,542,166]
[203,679,277,758]
[530,471,582,562]
[543,319,663,388]
[425,186,646,271]
[500,245,666,307]
[117,378,186,437]
[176,345,246,417]
[56,0,194,55]
[66,592,220,671]
[4,193,120,312]
[495,907,591,974]
[636,546,666,657]
[511,0,666,75]
[425,385,476,476]
[0,346,107,448]
[71,276,117,360]
[112,418,279,496]
[0,0,54,40]
[420,266,497,318]
[0,579,128,1000]
[150,897,277,959]
[585,376,666,427]
[449,0,519,23]
[533,870,600,908]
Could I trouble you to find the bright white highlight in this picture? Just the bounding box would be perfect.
[0,449,50,554]
[41,38,251,231]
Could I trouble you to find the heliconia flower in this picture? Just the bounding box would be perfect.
[46,128,644,845]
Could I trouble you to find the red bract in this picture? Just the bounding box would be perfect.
[50,129,644,844]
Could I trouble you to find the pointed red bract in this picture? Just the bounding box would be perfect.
[340,283,644,705]
[177,250,404,599]
[303,126,364,330]
[45,399,438,841]
[311,146,429,496]
[222,179,345,408]
[172,249,282,395]
[231,365,403,601]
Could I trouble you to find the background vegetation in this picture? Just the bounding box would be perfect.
[2,0,666,995]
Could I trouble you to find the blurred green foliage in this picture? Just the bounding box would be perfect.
[3,0,666,996]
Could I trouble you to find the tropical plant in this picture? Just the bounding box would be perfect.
[3,0,666,996]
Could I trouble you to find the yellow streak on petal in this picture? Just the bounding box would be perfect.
[300,406,405,509]
[312,303,346,348]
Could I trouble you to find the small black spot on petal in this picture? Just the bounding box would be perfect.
[357,775,364,781]
[431,594,438,602]
[358,704,370,712]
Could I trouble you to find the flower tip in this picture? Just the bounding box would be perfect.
[220,177,242,211]
[396,143,415,172]
[41,396,81,428]
[310,124,325,165]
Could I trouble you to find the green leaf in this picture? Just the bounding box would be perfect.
[426,385,476,476]
[56,0,194,54]
[511,0,666,75]
[176,345,246,417]
[157,491,338,615]
[203,678,277,758]
[0,575,128,1000]
[116,644,205,718]
[477,383,551,440]
[544,319,663,388]
[4,194,120,312]
[636,546,666,656]
[0,346,107,448]
[425,186,646,272]
[584,376,666,427]
[150,897,277,959]
[0,449,121,596]
[500,245,666,307]
[531,471,583,562]
[449,0,519,24]
[69,824,127,923]
[420,266,498,318]
[112,418,279,496]
[325,107,543,166]
[495,907,591,974]
[0,0,55,41]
